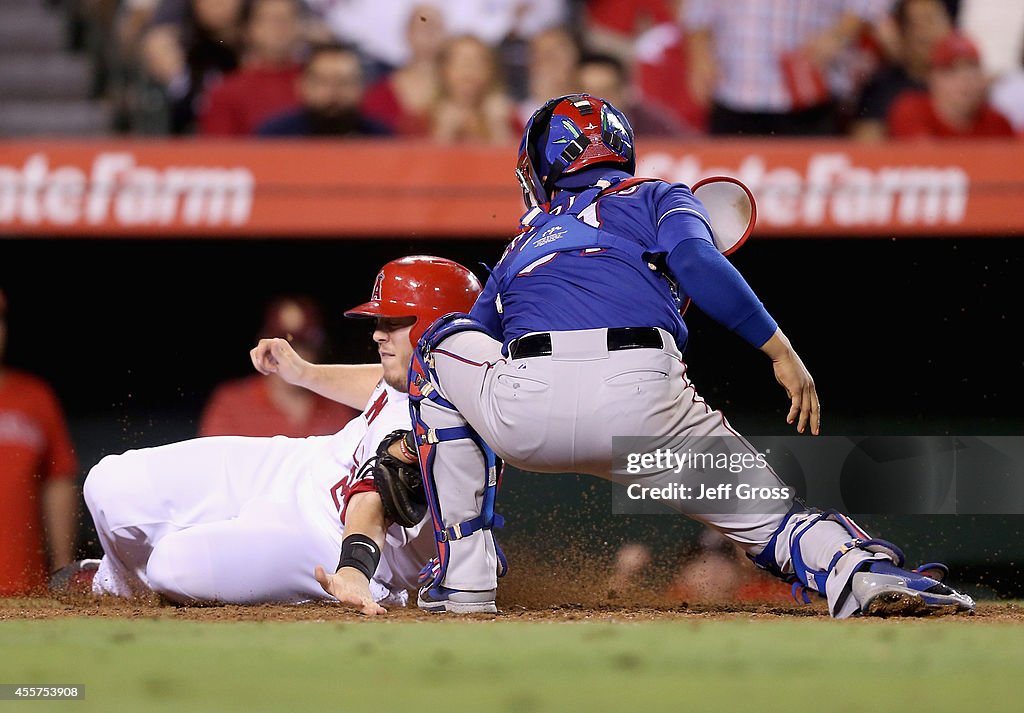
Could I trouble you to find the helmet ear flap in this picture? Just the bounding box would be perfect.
[519,98,562,206]
[528,101,558,170]
[598,103,636,175]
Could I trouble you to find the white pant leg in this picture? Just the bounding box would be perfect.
[145,495,342,604]
[565,345,882,614]
[582,348,792,550]
[431,331,555,467]
[429,330,881,614]
[84,436,313,597]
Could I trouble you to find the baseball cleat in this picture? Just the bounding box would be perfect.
[852,561,975,616]
[49,559,101,595]
[417,585,497,614]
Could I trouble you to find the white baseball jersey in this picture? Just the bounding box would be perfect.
[84,381,435,605]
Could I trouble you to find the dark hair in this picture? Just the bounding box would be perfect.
[579,52,629,82]
[240,0,303,27]
[305,41,361,68]
[893,0,954,32]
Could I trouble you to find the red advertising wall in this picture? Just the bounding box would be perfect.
[1,139,1022,237]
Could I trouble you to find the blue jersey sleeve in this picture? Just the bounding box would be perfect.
[652,183,716,255]
[666,236,778,349]
[468,272,504,338]
[652,181,777,348]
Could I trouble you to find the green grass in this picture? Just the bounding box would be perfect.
[1,618,1022,713]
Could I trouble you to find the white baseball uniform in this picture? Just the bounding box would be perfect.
[84,382,434,605]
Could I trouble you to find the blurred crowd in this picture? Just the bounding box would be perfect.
[60,0,1023,140]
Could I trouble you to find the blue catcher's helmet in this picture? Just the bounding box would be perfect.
[516,94,635,209]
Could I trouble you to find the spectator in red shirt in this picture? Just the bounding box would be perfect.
[360,3,448,137]
[852,0,954,141]
[257,43,392,136]
[200,296,358,438]
[0,289,79,596]
[634,6,709,134]
[889,32,1016,138]
[583,0,674,66]
[199,0,304,136]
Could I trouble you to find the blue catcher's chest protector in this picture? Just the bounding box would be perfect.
[489,178,684,327]
[495,182,669,298]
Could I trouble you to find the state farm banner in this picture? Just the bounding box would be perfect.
[0,141,514,238]
[0,139,1021,237]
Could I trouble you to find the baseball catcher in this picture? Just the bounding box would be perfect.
[404,94,975,618]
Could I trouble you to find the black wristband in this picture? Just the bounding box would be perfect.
[337,534,381,580]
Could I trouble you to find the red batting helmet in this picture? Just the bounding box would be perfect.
[344,256,483,346]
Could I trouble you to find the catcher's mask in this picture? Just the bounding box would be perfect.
[516,93,636,209]
[345,255,483,346]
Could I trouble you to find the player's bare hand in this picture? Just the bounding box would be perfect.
[772,353,820,435]
[760,330,820,435]
[249,338,310,386]
[314,565,387,616]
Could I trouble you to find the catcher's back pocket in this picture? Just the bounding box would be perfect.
[604,369,669,387]
[495,373,550,394]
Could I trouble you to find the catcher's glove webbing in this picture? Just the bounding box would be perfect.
[365,430,426,528]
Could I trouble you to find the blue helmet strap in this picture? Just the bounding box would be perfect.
[604,127,625,154]
[548,135,590,191]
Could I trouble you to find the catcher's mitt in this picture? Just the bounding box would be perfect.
[366,430,426,528]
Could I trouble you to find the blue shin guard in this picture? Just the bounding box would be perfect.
[408,314,506,605]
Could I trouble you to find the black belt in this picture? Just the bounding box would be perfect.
[508,327,664,359]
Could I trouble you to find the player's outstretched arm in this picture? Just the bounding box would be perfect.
[663,233,820,434]
[314,491,388,616]
[250,337,383,409]
[760,329,821,435]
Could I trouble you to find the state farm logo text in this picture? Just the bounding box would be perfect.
[640,152,969,227]
[0,153,254,227]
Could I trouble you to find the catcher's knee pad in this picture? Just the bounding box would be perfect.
[751,506,903,615]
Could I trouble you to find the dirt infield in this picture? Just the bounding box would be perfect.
[6,546,1019,624]
[3,595,1022,624]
